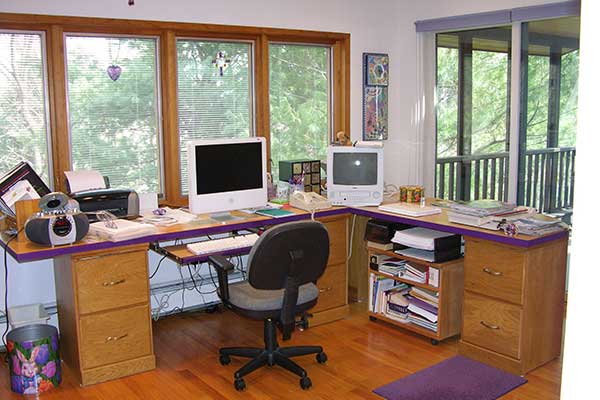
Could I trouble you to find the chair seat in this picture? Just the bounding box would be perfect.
[228,281,319,312]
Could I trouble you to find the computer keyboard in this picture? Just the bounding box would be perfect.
[186,233,260,255]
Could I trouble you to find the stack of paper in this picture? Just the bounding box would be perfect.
[88,219,157,241]
[449,199,517,217]
[391,227,455,250]
[378,258,407,277]
[511,215,566,236]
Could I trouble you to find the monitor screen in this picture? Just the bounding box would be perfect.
[194,142,262,195]
[332,152,378,185]
[187,137,267,215]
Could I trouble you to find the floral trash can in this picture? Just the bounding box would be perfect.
[7,324,61,395]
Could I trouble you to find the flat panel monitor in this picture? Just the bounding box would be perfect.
[187,137,267,215]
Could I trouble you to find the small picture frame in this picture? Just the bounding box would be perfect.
[364,53,389,87]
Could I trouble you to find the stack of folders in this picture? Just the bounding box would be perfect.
[377,258,407,277]
[391,227,461,263]
[405,293,438,332]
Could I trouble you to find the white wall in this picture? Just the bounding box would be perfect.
[0,0,561,318]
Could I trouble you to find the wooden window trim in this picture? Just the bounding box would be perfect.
[0,12,350,207]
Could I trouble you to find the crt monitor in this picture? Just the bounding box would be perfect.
[187,137,267,215]
[326,146,384,206]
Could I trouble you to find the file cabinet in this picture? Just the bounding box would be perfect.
[459,236,568,375]
[311,215,350,325]
[54,244,155,386]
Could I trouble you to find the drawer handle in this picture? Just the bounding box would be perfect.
[482,267,503,277]
[79,249,140,261]
[480,321,500,330]
[105,333,128,343]
[319,287,333,293]
[102,279,126,287]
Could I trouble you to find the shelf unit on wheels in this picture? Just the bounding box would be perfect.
[367,247,464,344]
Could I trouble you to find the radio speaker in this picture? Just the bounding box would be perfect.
[25,213,89,246]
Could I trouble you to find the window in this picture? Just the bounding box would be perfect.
[176,39,253,194]
[269,44,331,181]
[65,35,162,193]
[435,27,511,201]
[0,31,51,183]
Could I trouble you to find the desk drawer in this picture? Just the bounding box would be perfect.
[462,292,522,359]
[322,217,347,265]
[80,304,152,370]
[75,249,149,315]
[464,239,524,304]
[313,262,346,312]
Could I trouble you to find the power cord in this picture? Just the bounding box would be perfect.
[2,228,22,358]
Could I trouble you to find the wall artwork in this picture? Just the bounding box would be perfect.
[363,53,389,141]
[363,86,388,140]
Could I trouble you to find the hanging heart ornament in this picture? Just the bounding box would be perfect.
[107,65,122,81]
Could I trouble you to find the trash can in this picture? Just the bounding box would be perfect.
[7,324,61,395]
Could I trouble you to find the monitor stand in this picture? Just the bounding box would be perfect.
[209,212,244,224]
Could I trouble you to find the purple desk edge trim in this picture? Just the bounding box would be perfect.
[350,207,568,248]
[5,207,348,263]
[4,206,568,263]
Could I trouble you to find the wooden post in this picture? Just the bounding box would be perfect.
[14,199,40,242]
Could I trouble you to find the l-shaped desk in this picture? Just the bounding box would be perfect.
[2,203,568,385]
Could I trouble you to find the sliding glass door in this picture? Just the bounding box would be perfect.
[434,16,580,220]
[517,17,579,218]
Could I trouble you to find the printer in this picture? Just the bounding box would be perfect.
[70,188,139,221]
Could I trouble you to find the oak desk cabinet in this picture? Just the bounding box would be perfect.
[459,236,568,375]
[54,244,155,386]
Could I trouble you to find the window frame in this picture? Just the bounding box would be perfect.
[0,28,54,187]
[267,41,334,179]
[63,32,165,195]
[175,36,256,196]
[0,13,351,207]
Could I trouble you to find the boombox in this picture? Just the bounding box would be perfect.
[25,192,89,246]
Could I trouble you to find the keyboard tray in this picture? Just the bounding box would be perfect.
[151,242,253,265]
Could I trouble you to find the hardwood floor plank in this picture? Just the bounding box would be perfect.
[0,304,561,399]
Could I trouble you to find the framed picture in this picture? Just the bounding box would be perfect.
[364,53,389,86]
[363,86,388,141]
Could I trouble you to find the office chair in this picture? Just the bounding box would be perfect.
[208,220,330,391]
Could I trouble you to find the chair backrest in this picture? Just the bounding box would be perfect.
[247,220,330,290]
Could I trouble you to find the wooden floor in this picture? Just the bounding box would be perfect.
[0,304,561,399]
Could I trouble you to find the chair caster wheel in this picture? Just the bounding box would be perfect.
[369,316,377,321]
[219,354,231,365]
[316,352,328,364]
[300,376,312,390]
[431,339,439,346]
[234,378,246,391]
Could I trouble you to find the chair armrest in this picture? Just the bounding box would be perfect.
[208,255,235,301]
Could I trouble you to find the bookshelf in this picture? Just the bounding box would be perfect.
[367,246,464,344]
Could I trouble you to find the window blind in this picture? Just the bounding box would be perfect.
[177,39,253,194]
[65,35,161,194]
[0,31,51,184]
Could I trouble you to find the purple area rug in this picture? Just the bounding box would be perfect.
[373,355,527,400]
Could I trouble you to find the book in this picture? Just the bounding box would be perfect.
[367,241,394,251]
[378,202,442,217]
[254,208,295,218]
[427,267,440,287]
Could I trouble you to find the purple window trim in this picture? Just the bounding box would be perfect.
[415,1,580,32]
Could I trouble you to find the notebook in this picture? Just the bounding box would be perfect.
[255,208,295,218]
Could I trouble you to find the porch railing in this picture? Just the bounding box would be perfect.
[435,147,575,212]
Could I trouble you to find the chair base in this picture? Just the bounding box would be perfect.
[219,318,326,390]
